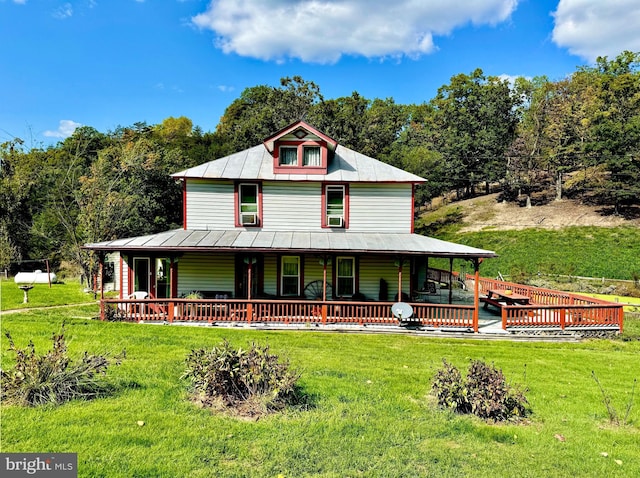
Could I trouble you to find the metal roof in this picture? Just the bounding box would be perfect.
[171,144,426,183]
[84,229,496,258]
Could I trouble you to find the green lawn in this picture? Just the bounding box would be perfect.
[0,278,98,311]
[435,226,640,282]
[578,293,640,313]
[1,308,639,477]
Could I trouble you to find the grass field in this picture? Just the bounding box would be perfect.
[1,305,639,477]
[578,293,640,313]
[0,278,98,311]
[424,222,640,282]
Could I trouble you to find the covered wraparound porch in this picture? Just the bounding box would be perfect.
[85,229,623,334]
[98,275,624,334]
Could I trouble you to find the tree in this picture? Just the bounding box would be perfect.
[217,76,324,151]
[0,139,28,269]
[430,69,520,198]
[78,135,189,283]
[154,116,193,141]
[582,51,640,213]
[308,94,409,159]
[380,103,448,203]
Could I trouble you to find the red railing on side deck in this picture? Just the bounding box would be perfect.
[477,277,623,331]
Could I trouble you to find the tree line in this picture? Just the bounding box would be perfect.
[1,51,639,283]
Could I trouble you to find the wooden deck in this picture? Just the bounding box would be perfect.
[100,278,624,334]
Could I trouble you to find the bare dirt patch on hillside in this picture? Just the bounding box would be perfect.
[454,194,640,232]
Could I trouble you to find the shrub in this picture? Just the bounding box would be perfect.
[1,325,123,407]
[183,340,304,417]
[103,303,128,322]
[432,359,530,422]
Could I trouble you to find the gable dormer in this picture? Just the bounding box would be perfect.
[263,121,338,175]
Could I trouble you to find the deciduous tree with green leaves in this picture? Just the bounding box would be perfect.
[430,69,520,198]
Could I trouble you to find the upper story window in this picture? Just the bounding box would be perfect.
[278,145,321,167]
[236,183,262,227]
[279,146,298,166]
[303,146,321,166]
[273,140,328,173]
[323,184,348,228]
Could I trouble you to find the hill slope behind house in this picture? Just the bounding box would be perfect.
[450,194,640,232]
[418,194,640,287]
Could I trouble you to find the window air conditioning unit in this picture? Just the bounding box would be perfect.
[241,213,258,226]
[328,216,344,227]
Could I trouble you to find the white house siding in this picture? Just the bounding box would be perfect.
[185,180,412,234]
[348,184,413,233]
[358,256,410,301]
[177,253,235,296]
[262,181,321,231]
[302,257,331,297]
[262,254,331,297]
[121,258,129,298]
[263,254,278,295]
[186,180,235,230]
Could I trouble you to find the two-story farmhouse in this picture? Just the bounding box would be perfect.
[85,120,501,329]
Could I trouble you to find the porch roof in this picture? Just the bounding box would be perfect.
[84,229,497,259]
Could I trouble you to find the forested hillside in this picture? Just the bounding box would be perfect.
[1,52,639,284]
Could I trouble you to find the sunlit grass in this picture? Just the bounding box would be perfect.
[431,226,640,281]
[0,279,97,311]
[2,310,639,477]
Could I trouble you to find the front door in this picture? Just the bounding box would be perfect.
[132,257,150,295]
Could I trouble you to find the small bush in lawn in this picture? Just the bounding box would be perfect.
[432,359,530,422]
[182,339,304,417]
[103,304,128,322]
[1,325,123,407]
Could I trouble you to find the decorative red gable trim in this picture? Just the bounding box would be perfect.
[263,120,338,151]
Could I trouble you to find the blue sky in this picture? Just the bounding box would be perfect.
[2,0,639,147]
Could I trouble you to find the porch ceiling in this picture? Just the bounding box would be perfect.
[83,229,497,259]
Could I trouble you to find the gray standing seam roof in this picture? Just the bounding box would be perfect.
[84,229,496,258]
[171,144,426,183]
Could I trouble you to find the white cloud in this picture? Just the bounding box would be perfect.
[217,85,235,93]
[552,0,640,62]
[499,73,533,84]
[52,3,73,19]
[192,0,518,63]
[13,0,27,5]
[43,120,82,139]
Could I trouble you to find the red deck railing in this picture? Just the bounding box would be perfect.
[477,278,624,331]
[99,278,624,333]
[101,298,475,330]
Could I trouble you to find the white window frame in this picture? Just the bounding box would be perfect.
[326,185,345,227]
[239,183,259,226]
[279,146,298,166]
[303,145,321,166]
